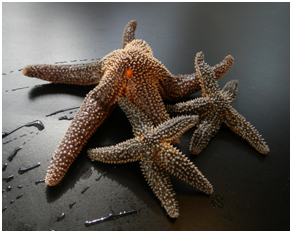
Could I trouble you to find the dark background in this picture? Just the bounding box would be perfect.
[2,2,289,231]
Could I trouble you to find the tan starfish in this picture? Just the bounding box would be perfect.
[166,51,270,155]
[22,21,233,186]
[88,97,213,218]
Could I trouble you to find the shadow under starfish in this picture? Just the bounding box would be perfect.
[88,97,213,218]
[166,51,269,155]
[22,20,234,186]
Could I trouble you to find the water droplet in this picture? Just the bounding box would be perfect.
[46,107,79,117]
[35,179,45,184]
[12,86,29,91]
[18,162,40,174]
[81,186,89,194]
[95,171,107,181]
[2,163,8,171]
[85,209,140,227]
[16,193,24,199]
[7,147,22,162]
[69,201,76,208]
[2,120,44,138]
[3,175,14,182]
[57,213,65,222]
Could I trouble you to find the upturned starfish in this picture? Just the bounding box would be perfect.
[166,51,269,155]
[88,97,213,218]
[22,21,234,186]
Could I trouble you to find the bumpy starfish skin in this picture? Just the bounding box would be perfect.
[22,62,103,85]
[22,21,233,186]
[122,20,137,49]
[88,98,213,218]
[167,52,270,155]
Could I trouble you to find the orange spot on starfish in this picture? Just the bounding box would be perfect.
[126,69,133,77]
[140,136,144,141]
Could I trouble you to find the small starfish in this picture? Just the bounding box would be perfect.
[88,97,213,218]
[167,51,269,155]
[22,21,233,186]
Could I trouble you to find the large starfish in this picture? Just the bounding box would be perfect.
[22,21,234,186]
[166,52,270,155]
[88,97,213,218]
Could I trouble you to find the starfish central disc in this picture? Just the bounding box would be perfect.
[126,69,133,77]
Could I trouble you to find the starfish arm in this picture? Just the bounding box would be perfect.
[140,157,179,218]
[122,20,137,49]
[45,74,124,186]
[220,80,239,106]
[118,97,153,137]
[212,54,234,81]
[87,138,142,163]
[22,61,103,85]
[153,115,198,143]
[126,78,171,127]
[190,113,222,155]
[158,55,234,101]
[223,107,270,154]
[158,143,213,194]
[166,97,213,117]
[195,52,219,97]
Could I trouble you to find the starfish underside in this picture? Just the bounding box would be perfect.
[166,52,269,155]
[88,97,213,218]
[22,20,234,186]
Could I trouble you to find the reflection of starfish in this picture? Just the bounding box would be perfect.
[167,52,269,155]
[22,21,233,186]
[88,97,213,218]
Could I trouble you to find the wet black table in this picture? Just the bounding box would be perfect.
[2,2,289,231]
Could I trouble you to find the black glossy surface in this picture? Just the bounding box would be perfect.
[2,2,289,230]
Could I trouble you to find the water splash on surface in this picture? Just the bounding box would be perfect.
[85,209,140,227]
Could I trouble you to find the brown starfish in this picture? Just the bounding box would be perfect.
[166,51,269,155]
[22,21,234,186]
[88,97,213,218]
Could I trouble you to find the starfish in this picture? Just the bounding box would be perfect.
[88,97,213,218]
[22,20,234,186]
[166,51,270,155]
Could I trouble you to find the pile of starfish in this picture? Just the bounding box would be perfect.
[22,20,269,218]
